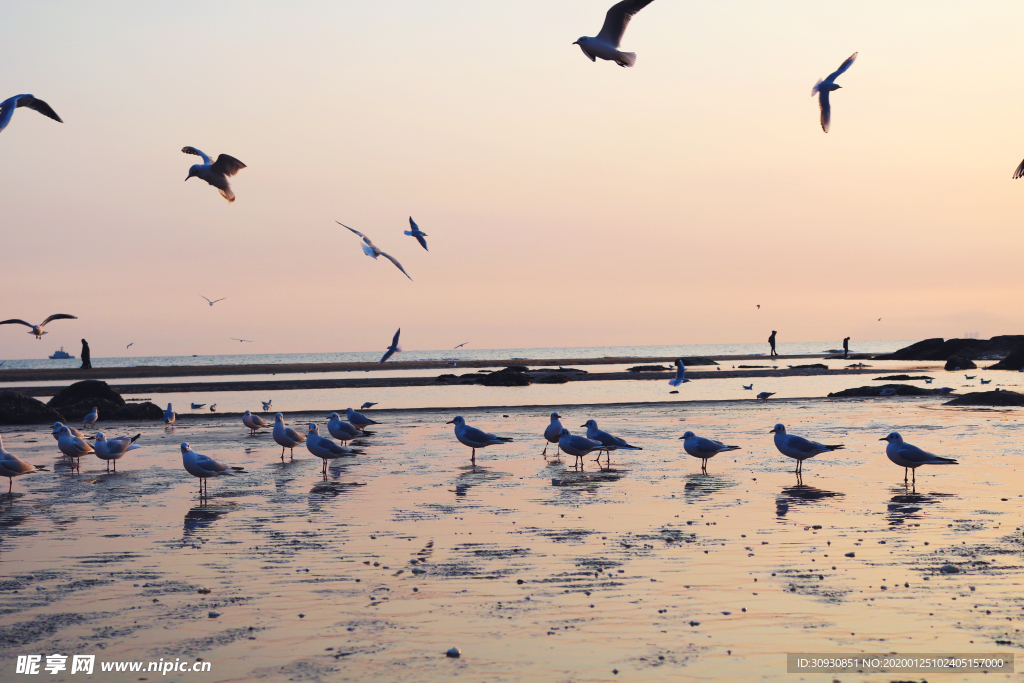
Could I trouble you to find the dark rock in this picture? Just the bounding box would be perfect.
[828,384,942,398]
[872,375,933,381]
[990,346,1024,370]
[944,355,976,371]
[534,373,570,384]
[944,390,1024,407]
[628,365,668,373]
[0,391,66,425]
[503,365,528,373]
[476,368,531,387]
[679,357,718,366]
[112,402,165,420]
[737,365,769,369]
[57,399,124,424]
[788,364,828,370]
[876,335,1024,361]
[48,380,126,410]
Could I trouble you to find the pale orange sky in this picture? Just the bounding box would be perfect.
[1,1,1022,359]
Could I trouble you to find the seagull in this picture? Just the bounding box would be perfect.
[881,432,957,485]
[242,410,272,436]
[327,413,367,444]
[743,384,753,390]
[200,295,227,306]
[52,422,82,447]
[360,402,377,410]
[209,404,218,412]
[83,407,98,429]
[582,419,641,467]
[272,413,306,459]
[261,400,272,412]
[680,431,740,473]
[937,387,955,394]
[453,342,468,349]
[94,432,141,472]
[305,424,363,475]
[182,147,246,202]
[180,442,242,495]
[231,338,253,343]
[126,343,134,350]
[163,403,176,425]
[346,407,379,430]
[404,217,428,251]
[0,314,77,339]
[446,416,512,466]
[756,305,760,309]
[965,375,976,380]
[879,388,896,397]
[756,392,775,401]
[925,379,933,384]
[557,428,605,469]
[0,94,62,134]
[669,359,689,386]
[0,432,48,493]
[770,423,844,474]
[57,425,94,470]
[812,52,857,133]
[574,0,656,68]
[980,378,992,385]
[542,412,564,457]
[190,403,206,410]
[379,328,402,364]
[337,222,413,281]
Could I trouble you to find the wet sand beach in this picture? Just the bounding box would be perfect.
[1,397,1021,682]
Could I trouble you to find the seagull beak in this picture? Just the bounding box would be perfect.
[184,176,190,182]
[572,40,579,45]
[769,428,777,433]
[445,419,455,424]
[878,437,888,441]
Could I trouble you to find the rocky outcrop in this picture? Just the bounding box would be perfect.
[945,390,1024,407]
[872,375,933,381]
[876,336,1024,361]
[112,402,165,420]
[944,356,976,371]
[990,347,1024,371]
[828,384,942,398]
[0,391,66,425]
[475,367,531,387]
[533,373,570,384]
[628,365,668,373]
[46,380,128,424]
[680,357,718,366]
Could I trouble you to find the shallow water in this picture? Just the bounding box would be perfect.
[1,398,1021,681]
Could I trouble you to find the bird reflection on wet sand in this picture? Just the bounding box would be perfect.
[775,483,844,517]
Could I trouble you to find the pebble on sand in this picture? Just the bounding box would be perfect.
[940,564,959,574]
[446,647,461,658]
[208,611,221,618]
[844,552,855,557]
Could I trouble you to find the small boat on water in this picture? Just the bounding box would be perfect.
[49,347,74,360]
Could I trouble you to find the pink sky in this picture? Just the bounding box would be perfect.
[1,1,1022,359]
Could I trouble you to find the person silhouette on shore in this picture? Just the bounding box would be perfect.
[80,339,92,369]
[843,336,850,357]
[768,331,777,357]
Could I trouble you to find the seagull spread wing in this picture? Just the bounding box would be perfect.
[19,96,62,123]
[378,250,413,280]
[390,328,401,348]
[379,349,396,364]
[181,147,212,165]
[596,0,655,47]
[0,319,35,328]
[826,52,858,83]
[40,314,77,327]
[211,154,246,177]
[414,233,428,250]
[818,90,831,133]
[337,221,367,240]
[1012,158,1024,179]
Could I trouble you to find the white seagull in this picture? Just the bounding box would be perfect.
[743,384,753,390]
[404,217,428,251]
[337,222,413,281]
[200,295,227,306]
[0,433,48,493]
[379,328,402,364]
[57,425,94,470]
[669,359,689,386]
[83,407,98,429]
[272,413,306,459]
[0,314,77,339]
[190,403,206,410]
[182,147,246,202]
[231,338,253,343]
[209,404,218,412]
[542,412,564,457]
[680,431,740,473]
[0,94,62,134]
[446,416,512,465]
[812,52,857,133]
[582,419,642,467]
[163,403,176,425]
[94,432,141,472]
[305,424,363,475]
[756,392,775,402]
[327,413,367,443]
[770,423,844,474]
[242,410,272,436]
[345,407,380,430]
[574,0,656,68]
[261,400,272,412]
[881,432,957,485]
[180,442,242,495]
[557,429,605,469]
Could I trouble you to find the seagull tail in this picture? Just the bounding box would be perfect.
[219,187,236,203]
[932,456,958,464]
[826,444,845,451]
[723,445,741,452]
[811,78,824,95]
[616,51,637,68]
[497,437,514,442]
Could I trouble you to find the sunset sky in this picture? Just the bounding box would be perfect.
[2,1,1023,359]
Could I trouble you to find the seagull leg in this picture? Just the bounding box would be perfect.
[542,442,548,457]
[471,448,476,466]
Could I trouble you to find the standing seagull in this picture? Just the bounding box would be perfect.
[881,432,957,485]
[680,431,740,473]
[756,391,775,402]
[574,0,656,68]
[305,424,363,475]
[360,402,377,410]
[379,328,402,364]
[582,419,642,467]
[83,407,98,429]
[0,94,62,134]
[0,314,77,340]
[446,416,512,466]
[337,222,413,281]
[0,433,48,493]
[242,410,272,436]
[346,407,380,430]
[200,295,227,306]
[57,425,94,470]
[163,403,176,426]
[272,413,306,459]
[182,147,246,202]
[812,52,857,133]
[542,412,564,457]
[557,429,605,469]
[180,442,242,495]
[770,423,844,474]
[327,413,366,444]
[669,359,689,386]
[404,217,429,251]
[94,432,141,472]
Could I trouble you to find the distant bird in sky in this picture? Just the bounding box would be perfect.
[812,52,857,133]
[201,295,227,306]
[680,431,740,473]
[0,94,62,134]
[182,147,246,202]
[756,392,775,401]
[881,432,957,485]
[669,359,689,386]
[337,222,413,281]
[878,318,882,321]
[756,304,760,309]
[231,338,253,343]
[0,314,77,340]
[0,432,48,493]
[379,328,402,364]
[360,402,377,410]
[743,384,753,390]
[770,423,844,474]
[574,0,656,68]
[190,403,206,410]
[404,217,428,251]
[454,342,468,349]
[126,343,134,349]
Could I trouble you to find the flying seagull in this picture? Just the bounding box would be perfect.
[126,343,134,349]
[379,328,402,364]
[231,338,253,343]
[812,52,857,133]
[668,358,689,386]
[404,217,428,251]
[182,147,246,203]
[337,222,413,281]
[0,94,62,134]
[574,0,656,68]
[453,342,468,349]
[0,314,77,339]
[200,295,227,306]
